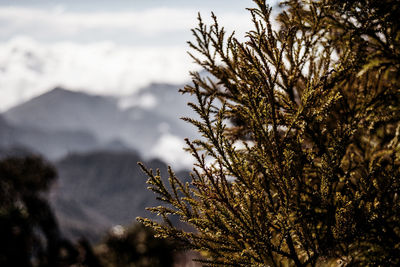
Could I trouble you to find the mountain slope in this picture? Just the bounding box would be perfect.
[3,85,198,168]
[52,150,189,242]
[4,87,121,139]
[0,114,99,159]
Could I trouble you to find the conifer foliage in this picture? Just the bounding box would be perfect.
[138,0,400,265]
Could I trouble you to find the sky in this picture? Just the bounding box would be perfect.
[0,0,279,110]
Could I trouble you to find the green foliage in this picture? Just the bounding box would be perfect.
[138,0,400,266]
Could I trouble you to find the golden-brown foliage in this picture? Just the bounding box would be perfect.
[138,0,400,265]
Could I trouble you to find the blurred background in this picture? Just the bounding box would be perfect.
[0,0,276,266]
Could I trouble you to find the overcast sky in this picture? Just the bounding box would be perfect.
[0,0,278,110]
[0,0,259,45]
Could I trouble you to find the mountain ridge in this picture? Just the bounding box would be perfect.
[3,84,197,169]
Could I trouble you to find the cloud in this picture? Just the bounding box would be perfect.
[118,92,158,110]
[0,7,192,33]
[150,133,194,170]
[0,36,198,111]
[0,6,256,110]
[0,6,252,44]
[0,2,279,167]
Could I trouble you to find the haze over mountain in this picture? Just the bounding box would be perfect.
[0,113,99,159]
[3,83,197,169]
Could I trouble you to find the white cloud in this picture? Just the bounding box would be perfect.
[0,6,254,111]
[0,6,252,43]
[0,36,199,111]
[118,92,158,110]
[150,133,194,170]
[0,7,193,33]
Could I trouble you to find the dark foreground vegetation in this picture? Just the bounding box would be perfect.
[0,155,183,267]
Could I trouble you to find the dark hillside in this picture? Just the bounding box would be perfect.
[52,150,189,242]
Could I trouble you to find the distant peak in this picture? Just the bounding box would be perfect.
[52,86,68,92]
[45,87,92,98]
[49,86,77,95]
